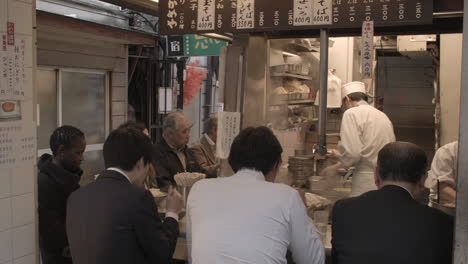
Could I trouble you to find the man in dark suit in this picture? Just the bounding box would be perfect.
[332,142,453,264]
[66,127,184,264]
[153,111,202,188]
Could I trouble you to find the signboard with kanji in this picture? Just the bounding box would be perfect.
[160,0,433,35]
[167,34,228,57]
[361,21,374,79]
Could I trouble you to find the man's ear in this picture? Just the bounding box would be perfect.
[374,168,382,189]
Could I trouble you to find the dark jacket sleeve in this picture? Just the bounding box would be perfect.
[133,190,180,263]
[38,174,69,253]
[331,200,343,264]
[152,147,177,188]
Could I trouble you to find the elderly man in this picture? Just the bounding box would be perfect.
[332,142,453,264]
[187,126,325,264]
[323,81,395,197]
[191,114,220,178]
[153,111,202,188]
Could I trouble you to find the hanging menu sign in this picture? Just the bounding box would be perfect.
[160,0,433,35]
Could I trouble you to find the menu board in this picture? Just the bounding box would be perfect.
[216,112,241,159]
[160,0,433,35]
[0,121,36,168]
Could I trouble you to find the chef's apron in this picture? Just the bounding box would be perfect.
[350,170,376,197]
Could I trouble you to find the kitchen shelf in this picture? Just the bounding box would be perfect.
[271,72,313,80]
[287,99,315,105]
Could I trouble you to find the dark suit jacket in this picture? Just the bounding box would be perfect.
[152,138,202,188]
[191,136,218,178]
[332,185,453,264]
[66,170,179,264]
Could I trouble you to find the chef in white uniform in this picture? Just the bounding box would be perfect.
[323,82,396,197]
[425,141,458,204]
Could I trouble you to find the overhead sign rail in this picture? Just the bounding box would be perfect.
[160,0,433,35]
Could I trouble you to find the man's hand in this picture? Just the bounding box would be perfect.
[326,149,341,159]
[166,185,184,214]
[319,162,342,176]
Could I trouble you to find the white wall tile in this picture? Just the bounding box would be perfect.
[111,102,126,116]
[13,253,34,264]
[0,198,11,232]
[111,115,125,130]
[0,230,12,263]
[0,169,11,199]
[112,72,127,87]
[0,0,6,33]
[11,167,34,196]
[111,87,127,102]
[12,224,34,259]
[7,0,32,36]
[11,194,34,228]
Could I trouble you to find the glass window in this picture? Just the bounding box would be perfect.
[61,71,106,145]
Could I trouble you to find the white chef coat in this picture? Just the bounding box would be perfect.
[338,101,396,196]
[425,141,458,202]
[186,169,325,264]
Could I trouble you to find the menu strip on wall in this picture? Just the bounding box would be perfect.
[160,0,433,35]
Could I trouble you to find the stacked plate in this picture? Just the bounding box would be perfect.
[288,156,314,187]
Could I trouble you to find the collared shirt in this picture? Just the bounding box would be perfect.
[338,101,396,172]
[106,167,178,221]
[186,169,325,264]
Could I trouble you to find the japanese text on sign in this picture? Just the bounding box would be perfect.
[0,121,36,168]
[167,0,180,30]
[236,0,255,29]
[216,112,241,159]
[0,34,26,100]
[294,0,313,26]
[361,21,374,79]
[313,0,332,25]
[198,0,216,30]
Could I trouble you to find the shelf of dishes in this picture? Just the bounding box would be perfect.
[271,72,313,80]
[270,93,315,106]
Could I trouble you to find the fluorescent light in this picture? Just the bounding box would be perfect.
[282,51,299,57]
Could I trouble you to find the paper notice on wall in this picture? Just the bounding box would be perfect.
[361,21,374,79]
[312,0,332,25]
[197,0,215,30]
[216,112,241,159]
[0,121,36,168]
[0,25,26,100]
[236,0,255,29]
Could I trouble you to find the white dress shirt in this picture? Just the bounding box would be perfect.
[106,167,178,221]
[186,169,325,264]
[425,141,458,202]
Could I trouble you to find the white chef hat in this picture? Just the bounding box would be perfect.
[342,81,366,99]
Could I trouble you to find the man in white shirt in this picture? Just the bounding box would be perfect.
[323,82,396,197]
[425,141,459,204]
[67,127,184,264]
[186,126,325,264]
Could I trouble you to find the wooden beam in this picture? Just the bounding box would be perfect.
[98,0,159,16]
[37,11,156,45]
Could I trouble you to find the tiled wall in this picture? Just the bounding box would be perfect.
[0,0,37,264]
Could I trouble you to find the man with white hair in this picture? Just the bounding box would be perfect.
[323,82,396,197]
[153,111,202,188]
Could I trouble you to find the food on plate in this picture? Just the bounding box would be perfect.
[2,102,15,112]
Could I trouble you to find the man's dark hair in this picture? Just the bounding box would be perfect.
[118,121,147,133]
[50,125,85,156]
[377,142,428,184]
[103,127,152,171]
[228,126,283,175]
[343,92,368,103]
